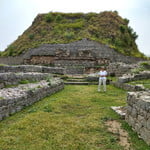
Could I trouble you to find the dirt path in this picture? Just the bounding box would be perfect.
[105,120,131,150]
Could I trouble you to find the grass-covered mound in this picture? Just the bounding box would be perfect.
[0,85,149,149]
[1,11,145,58]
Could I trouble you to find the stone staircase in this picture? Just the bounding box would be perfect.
[64,76,98,85]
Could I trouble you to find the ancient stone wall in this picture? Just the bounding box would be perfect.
[111,71,150,91]
[0,65,65,74]
[111,82,145,91]
[0,72,51,89]
[0,56,24,65]
[54,59,95,67]
[65,67,84,74]
[0,80,64,121]
[118,71,150,83]
[23,39,142,66]
[107,63,138,77]
[126,91,150,145]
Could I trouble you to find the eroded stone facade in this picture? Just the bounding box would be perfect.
[126,91,150,145]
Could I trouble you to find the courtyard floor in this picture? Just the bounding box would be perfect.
[0,85,149,150]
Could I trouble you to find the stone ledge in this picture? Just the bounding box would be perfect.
[111,106,126,119]
[0,65,65,74]
[0,79,64,121]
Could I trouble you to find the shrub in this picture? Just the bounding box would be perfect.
[132,32,138,40]
[28,34,34,40]
[140,61,150,66]
[46,76,52,86]
[45,13,53,23]
[55,14,63,22]
[124,18,129,24]
[64,32,74,40]
[119,25,126,33]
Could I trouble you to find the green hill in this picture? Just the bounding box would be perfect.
[0,11,145,57]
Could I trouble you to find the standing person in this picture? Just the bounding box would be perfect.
[98,67,107,92]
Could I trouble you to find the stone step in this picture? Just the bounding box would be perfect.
[64,82,98,85]
[66,79,85,82]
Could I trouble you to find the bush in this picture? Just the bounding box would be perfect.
[140,62,150,66]
[55,14,63,22]
[119,25,126,33]
[132,32,138,40]
[64,32,74,40]
[28,34,34,40]
[124,18,129,24]
[45,13,53,23]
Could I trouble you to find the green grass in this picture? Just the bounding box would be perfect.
[19,79,36,84]
[128,79,150,89]
[4,80,38,88]
[0,85,149,150]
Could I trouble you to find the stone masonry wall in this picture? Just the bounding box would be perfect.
[118,71,150,83]
[0,56,24,65]
[0,65,65,74]
[0,80,64,121]
[23,39,143,65]
[111,71,150,91]
[0,72,51,89]
[0,39,144,66]
[126,91,150,145]
[107,63,138,77]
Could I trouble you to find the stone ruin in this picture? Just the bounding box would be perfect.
[126,91,150,145]
[0,39,149,145]
[111,70,150,145]
[0,65,64,121]
[0,39,143,75]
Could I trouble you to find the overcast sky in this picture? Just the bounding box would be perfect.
[0,0,150,56]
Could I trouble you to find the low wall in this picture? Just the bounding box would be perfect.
[0,80,64,121]
[0,56,24,65]
[65,67,84,74]
[111,81,145,91]
[107,63,138,77]
[118,71,150,83]
[126,91,150,145]
[111,71,150,91]
[0,65,65,74]
[0,72,51,89]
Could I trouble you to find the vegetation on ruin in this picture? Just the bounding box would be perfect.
[1,11,145,58]
[0,85,149,149]
[128,79,150,89]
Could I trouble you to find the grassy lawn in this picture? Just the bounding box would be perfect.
[0,85,149,150]
[128,79,150,89]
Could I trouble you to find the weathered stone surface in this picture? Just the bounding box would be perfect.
[0,39,144,75]
[0,65,65,74]
[118,71,150,83]
[0,79,64,121]
[125,91,150,145]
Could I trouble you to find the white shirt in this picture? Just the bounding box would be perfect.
[98,70,107,79]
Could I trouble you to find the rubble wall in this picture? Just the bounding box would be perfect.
[126,91,150,145]
[0,81,64,121]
